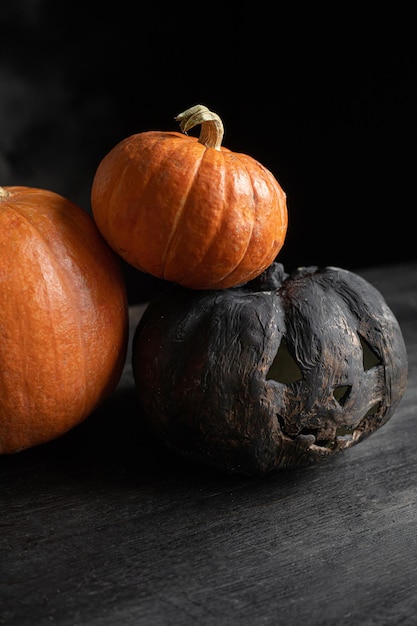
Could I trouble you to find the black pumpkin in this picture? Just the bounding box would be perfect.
[132,263,408,475]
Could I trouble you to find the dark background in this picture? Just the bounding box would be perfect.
[1,1,415,302]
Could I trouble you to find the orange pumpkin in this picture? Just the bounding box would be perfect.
[91,105,288,290]
[0,186,129,454]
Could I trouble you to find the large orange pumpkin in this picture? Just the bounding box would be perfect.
[0,186,129,454]
[91,104,288,290]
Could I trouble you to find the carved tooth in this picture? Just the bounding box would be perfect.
[335,434,354,449]
[352,430,363,443]
[295,434,316,448]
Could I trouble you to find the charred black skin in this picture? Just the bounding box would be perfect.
[132,263,408,476]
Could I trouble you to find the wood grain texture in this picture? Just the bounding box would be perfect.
[1,262,417,626]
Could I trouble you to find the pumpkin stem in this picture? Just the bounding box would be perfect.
[175,104,224,150]
[0,187,10,200]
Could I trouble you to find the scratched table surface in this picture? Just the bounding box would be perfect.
[1,261,417,626]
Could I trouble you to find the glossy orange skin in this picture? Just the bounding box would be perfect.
[91,131,288,289]
[0,186,129,454]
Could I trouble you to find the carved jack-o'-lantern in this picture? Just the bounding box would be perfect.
[132,263,408,475]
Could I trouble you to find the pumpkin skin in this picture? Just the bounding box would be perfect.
[0,186,129,454]
[91,105,288,290]
[132,262,408,475]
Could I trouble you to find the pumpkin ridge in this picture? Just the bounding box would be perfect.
[160,145,207,279]
[8,204,90,418]
[235,155,287,276]
[199,155,282,289]
[173,151,261,288]
[212,156,263,286]
[166,154,232,284]
[106,158,144,265]
[110,133,204,278]
[107,133,170,268]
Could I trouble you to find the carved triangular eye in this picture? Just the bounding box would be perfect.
[358,333,381,370]
[366,401,381,417]
[267,339,302,383]
[333,385,351,406]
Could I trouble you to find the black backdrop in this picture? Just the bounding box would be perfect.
[1,2,415,302]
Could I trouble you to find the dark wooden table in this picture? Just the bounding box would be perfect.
[1,261,417,626]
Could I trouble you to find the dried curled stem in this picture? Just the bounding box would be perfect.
[0,187,10,200]
[175,104,224,150]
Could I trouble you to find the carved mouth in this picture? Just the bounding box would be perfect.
[293,426,361,453]
[278,416,375,454]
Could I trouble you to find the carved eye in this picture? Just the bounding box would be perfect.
[266,339,302,384]
[333,385,351,406]
[358,333,383,418]
[359,333,381,370]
